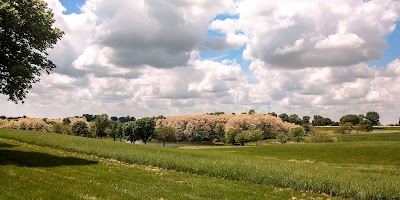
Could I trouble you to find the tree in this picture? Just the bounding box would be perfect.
[360,119,373,132]
[214,123,225,142]
[288,114,302,125]
[123,121,137,143]
[365,111,380,126]
[94,114,109,139]
[279,113,289,122]
[71,121,89,137]
[109,121,122,141]
[302,116,310,124]
[268,112,277,117]
[154,126,176,147]
[135,117,156,145]
[312,115,325,126]
[248,109,256,115]
[62,118,71,125]
[83,114,95,122]
[340,114,360,126]
[0,0,63,102]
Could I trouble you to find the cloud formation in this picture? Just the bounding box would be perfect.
[1,0,400,125]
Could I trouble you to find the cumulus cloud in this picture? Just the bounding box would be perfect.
[2,0,400,125]
[228,0,400,68]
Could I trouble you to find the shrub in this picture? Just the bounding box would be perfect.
[225,128,241,145]
[308,130,335,143]
[277,131,289,144]
[234,132,249,146]
[334,123,352,134]
[290,127,305,143]
[247,129,263,146]
[52,123,63,134]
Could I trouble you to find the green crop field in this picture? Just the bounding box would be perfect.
[1,129,400,199]
[0,138,329,200]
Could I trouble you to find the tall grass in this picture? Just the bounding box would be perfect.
[1,129,400,199]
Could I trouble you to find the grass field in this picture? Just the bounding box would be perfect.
[1,129,400,199]
[0,138,331,200]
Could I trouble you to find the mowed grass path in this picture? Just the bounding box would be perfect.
[0,138,328,200]
[1,129,400,199]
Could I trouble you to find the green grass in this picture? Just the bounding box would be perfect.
[337,132,400,142]
[0,138,329,199]
[1,129,400,199]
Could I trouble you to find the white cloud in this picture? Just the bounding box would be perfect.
[2,0,400,126]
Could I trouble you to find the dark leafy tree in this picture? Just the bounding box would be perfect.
[324,118,333,126]
[268,112,277,117]
[360,119,373,132]
[302,116,310,124]
[71,121,89,137]
[109,121,122,141]
[110,116,118,122]
[279,113,289,122]
[94,114,109,139]
[135,117,156,145]
[123,121,137,143]
[83,114,95,122]
[248,109,256,115]
[365,111,380,126]
[62,118,71,125]
[340,114,360,126]
[0,0,63,102]
[288,114,302,125]
[312,115,326,126]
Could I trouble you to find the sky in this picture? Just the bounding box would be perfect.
[1,0,400,124]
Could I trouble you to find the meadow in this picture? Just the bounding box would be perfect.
[1,129,400,199]
[0,138,328,199]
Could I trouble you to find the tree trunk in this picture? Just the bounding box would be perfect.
[163,142,165,147]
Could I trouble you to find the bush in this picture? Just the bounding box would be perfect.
[290,127,305,143]
[334,123,352,134]
[308,130,335,143]
[247,129,263,146]
[234,132,249,146]
[277,131,289,144]
[225,128,241,145]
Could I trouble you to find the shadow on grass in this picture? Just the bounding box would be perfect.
[0,149,98,167]
[0,142,17,148]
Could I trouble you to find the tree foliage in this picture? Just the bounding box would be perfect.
[135,117,156,145]
[340,114,360,126]
[94,114,109,139]
[365,111,380,126]
[0,0,63,102]
[123,121,137,143]
[71,121,89,137]
[154,126,176,146]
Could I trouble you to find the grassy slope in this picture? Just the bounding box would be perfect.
[1,129,400,199]
[0,138,327,200]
